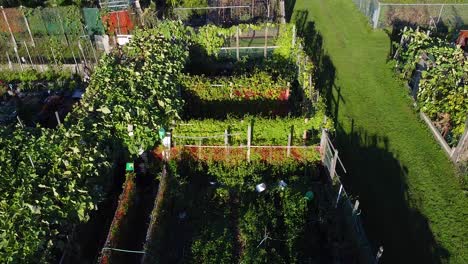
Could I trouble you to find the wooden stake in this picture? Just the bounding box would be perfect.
[55,111,61,126]
[236,26,240,61]
[28,154,35,169]
[198,139,202,160]
[247,124,252,162]
[224,129,229,146]
[6,52,12,70]
[292,25,296,47]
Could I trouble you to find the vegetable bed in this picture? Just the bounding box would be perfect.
[143,158,356,263]
[181,71,292,118]
[173,116,333,146]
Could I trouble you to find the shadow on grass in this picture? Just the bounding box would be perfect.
[336,122,450,263]
[293,10,343,125]
[293,9,451,264]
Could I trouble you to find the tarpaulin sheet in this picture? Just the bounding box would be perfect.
[83,8,105,35]
[102,10,134,35]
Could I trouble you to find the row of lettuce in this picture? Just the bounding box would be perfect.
[394,28,467,146]
[0,21,323,263]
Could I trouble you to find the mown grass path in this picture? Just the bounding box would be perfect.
[291,0,467,263]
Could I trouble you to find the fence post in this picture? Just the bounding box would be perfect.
[335,184,343,208]
[264,25,269,58]
[251,0,254,18]
[330,150,338,179]
[375,246,384,264]
[236,26,240,61]
[247,124,252,162]
[224,129,229,146]
[287,133,292,157]
[198,139,202,160]
[372,2,381,29]
[279,0,286,24]
[292,25,296,47]
[320,129,327,161]
[352,199,360,215]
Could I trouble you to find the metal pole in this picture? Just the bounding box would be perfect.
[6,52,13,70]
[436,4,444,24]
[21,6,35,47]
[23,41,33,69]
[50,47,58,67]
[78,41,88,66]
[14,47,23,71]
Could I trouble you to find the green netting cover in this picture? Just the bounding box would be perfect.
[24,8,48,36]
[83,8,105,35]
[40,8,61,35]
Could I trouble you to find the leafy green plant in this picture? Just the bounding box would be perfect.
[394,27,468,144]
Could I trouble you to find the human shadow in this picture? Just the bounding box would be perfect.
[292,8,451,263]
[285,0,297,22]
[335,121,450,263]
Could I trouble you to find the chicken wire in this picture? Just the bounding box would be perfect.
[173,0,280,25]
[352,0,468,29]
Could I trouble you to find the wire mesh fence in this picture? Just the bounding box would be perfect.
[0,6,104,73]
[172,0,281,25]
[352,0,468,29]
[320,130,375,262]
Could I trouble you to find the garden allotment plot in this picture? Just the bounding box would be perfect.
[144,156,356,263]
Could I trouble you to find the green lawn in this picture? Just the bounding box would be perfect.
[291,0,467,263]
[380,0,468,3]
